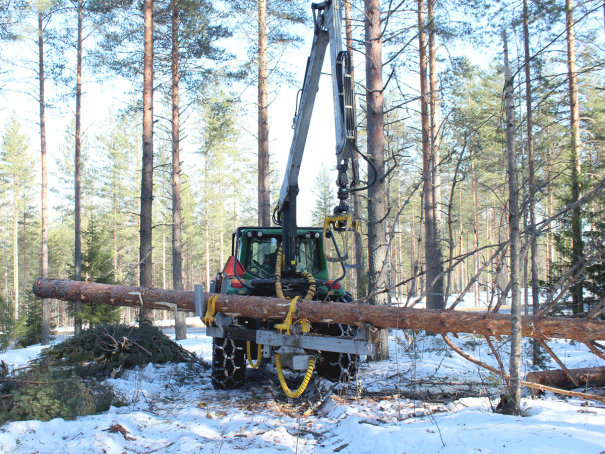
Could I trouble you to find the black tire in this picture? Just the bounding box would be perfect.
[211,337,247,390]
[315,323,359,383]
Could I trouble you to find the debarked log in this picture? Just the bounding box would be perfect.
[33,278,605,342]
[525,366,605,396]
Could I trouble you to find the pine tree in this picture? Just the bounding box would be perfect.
[0,113,35,321]
[75,213,121,326]
[311,164,335,227]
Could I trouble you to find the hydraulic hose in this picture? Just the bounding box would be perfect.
[275,243,316,301]
[246,341,262,368]
[275,353,316,398]
[275,243,285,299]
[300,271,316,300]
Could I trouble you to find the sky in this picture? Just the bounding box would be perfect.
[0,9,343,227]
[0,2,504,231]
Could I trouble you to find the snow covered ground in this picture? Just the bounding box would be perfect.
[0,324,604,454]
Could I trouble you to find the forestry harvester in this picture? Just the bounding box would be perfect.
[31,0,605,402]
[201,0,375,395]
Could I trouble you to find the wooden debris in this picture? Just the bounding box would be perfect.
[525,367,605,396]
[102,423,136,441]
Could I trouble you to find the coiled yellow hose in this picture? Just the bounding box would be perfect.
[300,271,316,300]
[275,353,315,398]
[275,244,285,299]
[275,243,316,301]
[246,342,262,368]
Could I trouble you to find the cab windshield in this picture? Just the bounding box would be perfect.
[245,236,321,278]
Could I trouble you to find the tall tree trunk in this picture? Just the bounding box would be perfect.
[113,196,118,275]
[427,0,441,228]
[12,182,18,319]
[219,166,224,267]
[139,0,154,323]
[74,0,83,335]
[257,0,270,226]
[503,29,522,415]
[566,0,582,314]
[365,0,389,360]
[22,210,27,294]
[546,143,553,271]
[39,10,50,344]
[472,159,479,307]
[4,241,8,307]
[204,153,210,291]
[523,0,540,361]
[419,0,444,311]
[344,0,362,299]
[171,0,186,339]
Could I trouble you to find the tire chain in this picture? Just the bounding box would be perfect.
[211,337,247,390]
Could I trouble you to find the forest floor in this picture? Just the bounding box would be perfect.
[0,320,604,454]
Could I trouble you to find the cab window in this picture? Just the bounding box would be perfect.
[296,237,321,275]
[246,237,278,278]
[245,235,321,277]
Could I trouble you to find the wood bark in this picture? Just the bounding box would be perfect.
[523,0,539,362]
[33,278,605,342]
[525,367,605,396]
[140,0,155,323]
[471,160,479,307]
[427,0,441,228]
[74,0,83,336]
[503,29,522,415]
[418,0,444,311]
[22,212,27,295]
[566,0,583,314]
[365,0,389,360]
[38,9,50,344]
[12,175,18,319]
[171,0,186,340]
[257,0,270,226]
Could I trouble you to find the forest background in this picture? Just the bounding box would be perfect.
[0,0,603,378]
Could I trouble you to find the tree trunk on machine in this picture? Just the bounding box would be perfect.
[364,0,389,360]
[139,0,155,323]
[418,0,444,311]
[74,0,83,336]
[38,9,50,344]
[566,0,583,314]
[258,0,270,226]
[33,278,605,342]
[172,0,186,340]
[503,29,522,416]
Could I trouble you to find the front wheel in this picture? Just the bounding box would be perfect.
[211,337,247,389]
[315,323,359,383]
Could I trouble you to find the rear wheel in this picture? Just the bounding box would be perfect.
[211,337,247,389]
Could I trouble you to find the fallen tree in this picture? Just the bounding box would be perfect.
[525,366,605,395]
[33,278,605,342]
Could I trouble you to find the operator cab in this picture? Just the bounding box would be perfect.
[244,231,322,278]
[223,226,343,298]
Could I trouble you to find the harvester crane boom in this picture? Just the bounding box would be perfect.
[277,0,360,277]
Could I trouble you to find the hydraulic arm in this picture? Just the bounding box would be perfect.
[275,0,372,278]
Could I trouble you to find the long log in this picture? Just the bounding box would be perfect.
[525,366,605,396]
[33,278,605,342]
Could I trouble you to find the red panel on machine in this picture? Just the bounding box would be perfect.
[223,256,246,278]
